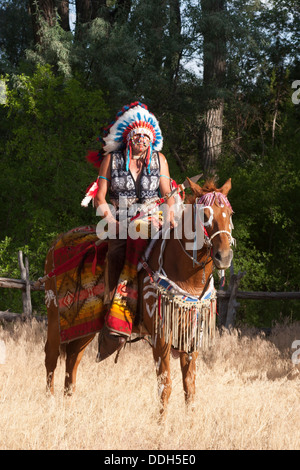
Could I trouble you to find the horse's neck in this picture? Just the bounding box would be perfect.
[149,233,213,297]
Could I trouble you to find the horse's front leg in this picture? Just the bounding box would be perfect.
[180,351,198,407]
[153,334,172,418]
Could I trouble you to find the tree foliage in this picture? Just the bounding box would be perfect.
[0,64,109,312]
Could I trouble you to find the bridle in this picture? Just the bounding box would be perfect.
[175,196,235,268]
[208,229,235,247]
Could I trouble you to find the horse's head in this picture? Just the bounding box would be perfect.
[188,178,234,270]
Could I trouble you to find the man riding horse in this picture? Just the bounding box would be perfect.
[83,102,177,362]
[42,102,234,408]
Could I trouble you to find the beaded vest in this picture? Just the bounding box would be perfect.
[109,151,160,208]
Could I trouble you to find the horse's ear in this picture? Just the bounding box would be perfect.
[218,178,231,196]
[187,177,203,197]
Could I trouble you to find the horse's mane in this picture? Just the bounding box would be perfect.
[184,177,233,212]
[200,179,219,193]
[185,178,218,204]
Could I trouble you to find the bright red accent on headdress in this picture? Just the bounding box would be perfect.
[122,120,156,143]
[85,150,103,168]
[128,139,133,168]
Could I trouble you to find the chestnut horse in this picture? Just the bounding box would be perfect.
[44,178,234,415]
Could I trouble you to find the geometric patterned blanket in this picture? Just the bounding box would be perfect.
[51,226,108,343]
[105,236,148,336]
[50,225,151,343]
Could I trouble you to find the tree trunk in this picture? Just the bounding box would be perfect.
[75,0,131,25]
[74,0,131,40]
[202,101,224,174]
[28,0,56,44]
[166,0,182,89]
[57,0,70,31]
[201,0,226,175]
[91,0,105,20]
[75,0,92,24]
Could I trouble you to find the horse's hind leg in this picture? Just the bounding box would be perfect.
[44,293,61,395]
[64,334,95,395]
[180,351,198,407]
[153,334,172,418]
[45,338,60,395]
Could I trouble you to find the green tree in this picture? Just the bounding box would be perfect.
[0,65,109,312]
[0,0,34,73]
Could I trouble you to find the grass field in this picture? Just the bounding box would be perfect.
[0,320,300,450]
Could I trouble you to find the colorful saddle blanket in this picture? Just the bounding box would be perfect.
[49,225,148,343]
[51,226,107,342]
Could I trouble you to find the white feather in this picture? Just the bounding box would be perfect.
[81,181,98,207]
[81,195,92,207]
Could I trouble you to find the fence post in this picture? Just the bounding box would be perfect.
[18,251,32,316]
[225,271,245,329]
[218,271,228,327]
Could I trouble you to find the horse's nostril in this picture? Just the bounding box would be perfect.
[215,251,222,261]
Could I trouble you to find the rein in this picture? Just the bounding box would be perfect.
[176,237,211,268]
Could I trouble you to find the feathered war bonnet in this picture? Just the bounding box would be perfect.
[82,102,163,207]
[102,101,163,173]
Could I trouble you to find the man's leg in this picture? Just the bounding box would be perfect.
[98,238,127,362]
[103,238,127,305]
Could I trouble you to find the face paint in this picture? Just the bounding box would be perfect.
[131,134,150,144]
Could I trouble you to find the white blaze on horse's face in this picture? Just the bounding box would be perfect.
[208,203,233,270]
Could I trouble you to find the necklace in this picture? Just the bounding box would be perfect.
[132,150,147,161]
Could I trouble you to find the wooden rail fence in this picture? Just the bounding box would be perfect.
[0,251,45,322]
[0,252,299,326]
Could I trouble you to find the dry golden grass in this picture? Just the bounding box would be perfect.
[1,320,300,450]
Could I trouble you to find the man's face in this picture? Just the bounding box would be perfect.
[131,134,151,153]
